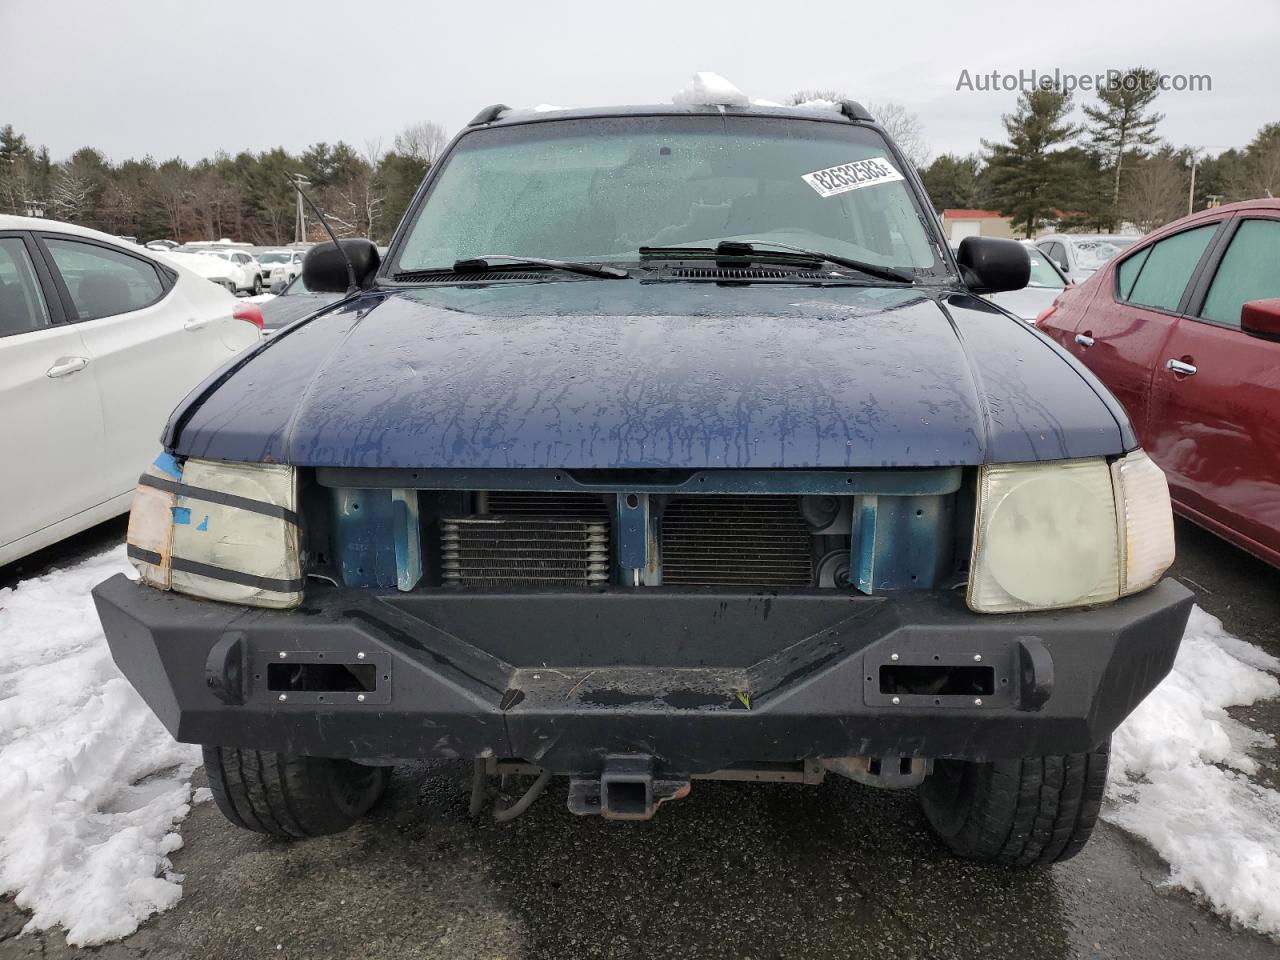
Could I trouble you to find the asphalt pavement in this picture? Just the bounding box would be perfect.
[2,517,1278,960]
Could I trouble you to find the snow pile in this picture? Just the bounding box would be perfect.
[790,97,843,114]
[1107,605,1280,936]
[0,547,201,946]
[673,71,749,107]
[501,103,568,120]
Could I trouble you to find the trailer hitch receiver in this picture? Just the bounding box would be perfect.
[567,755,691,820]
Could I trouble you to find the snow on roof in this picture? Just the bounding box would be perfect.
[500,103,568,120]
[672,71,750,107]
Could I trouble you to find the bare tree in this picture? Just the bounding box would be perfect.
[50,163,94,222]
[865,102,930,169]
[787,89,845,105]
[150,162,192,239]
[394,120,447,166]
[1124,152,1188,233]
[787,91,930,168]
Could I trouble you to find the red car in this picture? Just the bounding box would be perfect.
[1039,199,1280,567]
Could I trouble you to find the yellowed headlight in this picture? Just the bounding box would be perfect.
[968,458,1120,613]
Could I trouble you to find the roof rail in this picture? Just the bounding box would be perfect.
[468,104,511,126]
[840,100,874,122]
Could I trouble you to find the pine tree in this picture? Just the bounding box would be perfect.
[983,88,1079,238]
[920,154,984,212]
[1083,68,1164,227]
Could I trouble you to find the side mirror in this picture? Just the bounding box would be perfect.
[269,279,287,295]
[1241,298,1280,341]
[302,238,381,294]
[957,236,1031,294]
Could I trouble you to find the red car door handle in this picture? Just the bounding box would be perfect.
[1166,358,1198,376]
[1075,333,1094,348]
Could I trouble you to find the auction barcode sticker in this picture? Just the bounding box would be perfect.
[802,157,904,198]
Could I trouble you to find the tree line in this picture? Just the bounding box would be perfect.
[919,68,1280,236]
[0,120,449,245]
[3,82,1277,246]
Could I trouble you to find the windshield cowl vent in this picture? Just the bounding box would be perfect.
[394,270,545,283]
[670,267,831,281]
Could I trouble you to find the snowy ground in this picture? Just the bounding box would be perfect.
[0,549,200,946]
[0,546,1278,947]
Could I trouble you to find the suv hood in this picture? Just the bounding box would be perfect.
[168,282,1131,469]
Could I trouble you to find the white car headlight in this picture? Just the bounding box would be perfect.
[967,451,1173,613]
[127,456,303,609]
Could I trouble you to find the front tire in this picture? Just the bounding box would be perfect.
[202,746,390,838]
[252,275,263,295]
[918,740,1110,866]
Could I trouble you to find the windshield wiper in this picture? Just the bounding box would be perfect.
[638,241,913,284]
[454,255,627,279]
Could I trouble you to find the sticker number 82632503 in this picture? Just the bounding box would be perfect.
[801,157,905,198]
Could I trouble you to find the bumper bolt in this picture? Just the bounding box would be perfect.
[278,694,288,702]
[973,698,983,706]
[891,696,901,705]
[357,652,366,660]
[973,654,983,662]
[278,651,287,659]
[890,653,900,662]
[356,694,366,703]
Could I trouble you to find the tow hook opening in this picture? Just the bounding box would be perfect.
[267,662,377,693]
[879,664,994,697]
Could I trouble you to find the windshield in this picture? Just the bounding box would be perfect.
[258,251,290,263]
[393,115,943,277]
[1026,252,1066,288]
[1074,238,1135,270]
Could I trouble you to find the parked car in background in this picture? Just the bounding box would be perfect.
[256,248,306,287]
[95,100,1189,868]
[158,249,241,293]
[258,270,342,334]
[1036,234,1137,284]
[1039,198,1280,567]
[0,215,262,567]
[194,248,264,295]
[144,239,178,252]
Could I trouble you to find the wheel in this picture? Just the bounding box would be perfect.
[918,739,1109,866]
[202,746,391,838]
[252,275,263,295]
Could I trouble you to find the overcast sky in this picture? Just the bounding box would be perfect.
[2,0,1277,165]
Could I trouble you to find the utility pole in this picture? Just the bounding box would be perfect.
[291,173,310,243]
[1187,151,1199,217]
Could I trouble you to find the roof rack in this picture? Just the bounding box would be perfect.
[468,104,511,126]
[840,100,874,122]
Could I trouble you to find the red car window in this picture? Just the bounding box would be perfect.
[1126,225,1217,312]
[1200,219,1280,327]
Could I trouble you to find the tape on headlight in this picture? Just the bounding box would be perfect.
[127,456,302,609]
[1112,450,1176,596]
[968,458,1120,613]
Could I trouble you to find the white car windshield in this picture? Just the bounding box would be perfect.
[1074,239,1135,270]
[258,252,290,263]
[394,114,943,276]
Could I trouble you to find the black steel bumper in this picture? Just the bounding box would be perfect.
[93,575,1193,775]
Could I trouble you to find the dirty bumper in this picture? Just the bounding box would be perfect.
[93,575,1192,775]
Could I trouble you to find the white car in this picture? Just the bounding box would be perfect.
[0,216,263,567]
[193,248,265,295]
[1035,233,1138,284]
[255,248,305,287]
[159,249,241,292]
